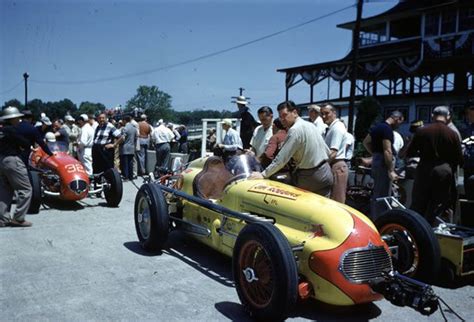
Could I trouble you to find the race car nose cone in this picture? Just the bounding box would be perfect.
[69,179,88,195]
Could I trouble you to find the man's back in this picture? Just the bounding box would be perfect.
[407,121,462,166]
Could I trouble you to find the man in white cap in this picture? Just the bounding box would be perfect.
[0,107,34,227]
[64,114,81,156]
[36,114,52,139]
[218,118,243,160]
[76,114,94,175]
[307,104,327,137]
[235,96,259,150]
[151,118,174,171]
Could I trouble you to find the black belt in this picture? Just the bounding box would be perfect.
[297,160,327,172]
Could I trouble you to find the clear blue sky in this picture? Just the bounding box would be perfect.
[1,0,394,115]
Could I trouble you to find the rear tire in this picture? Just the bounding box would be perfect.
[375,209,440,282]
[27,170,42,214]
[233,223,298,321]
[134,183,169,251]
[103,168,122,207]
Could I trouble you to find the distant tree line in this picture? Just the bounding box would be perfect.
[1,85,234,126]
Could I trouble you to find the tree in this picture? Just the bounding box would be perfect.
[43,99,77,120]
[2,99,23,110]
[77,101,106,118]
[354,97,382,143]
[353,96,382,158]
[27,99,45,119]
[126,85,172,123]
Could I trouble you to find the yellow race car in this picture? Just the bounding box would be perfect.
[134,155,440,320]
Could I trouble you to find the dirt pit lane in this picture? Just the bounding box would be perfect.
[1,178,472,321]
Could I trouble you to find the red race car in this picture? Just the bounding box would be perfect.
[28,141,122,213]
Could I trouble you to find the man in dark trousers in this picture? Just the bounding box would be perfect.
[406,106,463,225]
[235,96,259,150]
[363,110,404,219]
[0,107,35,227]
[92,113,123,174]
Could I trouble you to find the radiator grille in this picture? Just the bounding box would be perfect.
[340,246,393,283]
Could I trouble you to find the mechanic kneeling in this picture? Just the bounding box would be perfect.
[0,107,37,227]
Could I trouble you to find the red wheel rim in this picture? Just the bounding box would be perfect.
[238,240,274,308]
[380,223,420,275]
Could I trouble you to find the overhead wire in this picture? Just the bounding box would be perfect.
[0,79,23,95]
[30,3,356,85]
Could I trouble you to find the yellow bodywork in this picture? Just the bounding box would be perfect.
[176,158,385,306]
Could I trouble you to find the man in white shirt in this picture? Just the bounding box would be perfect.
[343,131,355,168]
[249,106,273,158]
[217,119,243,160]
[76,114,94,175]
[321,103,348,203]
[151,119,175,170]
[307,104,327,137]
[251,101,333,197]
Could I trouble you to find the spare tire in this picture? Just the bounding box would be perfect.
[375,209,440,282]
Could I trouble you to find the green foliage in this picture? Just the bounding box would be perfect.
[77,101,106,118]
[173,109,234,125]
[354,97,382,143]
[2,99,23,110]
[125,85,172,123]
[44,99,77,120]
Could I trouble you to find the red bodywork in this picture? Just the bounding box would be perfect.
[30,146,90,201]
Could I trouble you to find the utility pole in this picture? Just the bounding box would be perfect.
[239,87,245,96]
[23,72,29,108]
[348,0,363,133]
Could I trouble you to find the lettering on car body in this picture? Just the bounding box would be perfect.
[248,183,300,200]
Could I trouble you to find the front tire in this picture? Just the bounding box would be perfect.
[134,183,169,251]
[27,170,42,214]
[103,168,123,207]
[375,209,440,282]
[233,223,298,321]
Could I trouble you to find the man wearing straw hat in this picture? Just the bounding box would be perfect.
[235,96,259,150]
[0,107,34,227]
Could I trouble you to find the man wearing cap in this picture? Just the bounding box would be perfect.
[64,115,80,156]
[235,96,259,150]
[460,99,474,200]
[249,106,273,159]
[251,101,333,197]
[307,104,327,137]
[151,119,174,171]
[76,114,94,175]
[321,103,349,203]
[137,114,153,175]
[0,107,35,227]
[217,119,243,161]
[92,113,123,174]
[36,115,52,139]
[405,106,463,225]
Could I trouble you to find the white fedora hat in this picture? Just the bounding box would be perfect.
[235,96,248,106]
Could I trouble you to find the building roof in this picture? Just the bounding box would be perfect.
[337,0,461,30]
[277,38,420,74]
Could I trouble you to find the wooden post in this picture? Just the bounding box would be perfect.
[347,0,363,133]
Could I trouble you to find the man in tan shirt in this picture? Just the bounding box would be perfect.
[251,101,333,197]
[137,114,153,175]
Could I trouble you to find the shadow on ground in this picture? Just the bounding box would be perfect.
[124,231,234,287]
[214,299,381,321]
